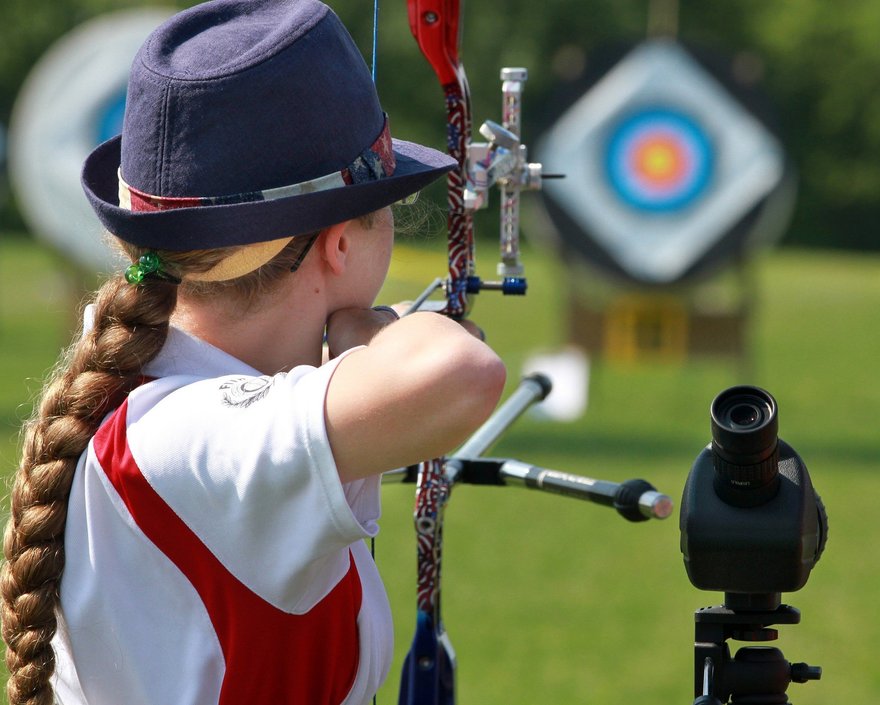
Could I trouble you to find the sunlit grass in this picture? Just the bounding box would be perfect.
[1,233,877,704]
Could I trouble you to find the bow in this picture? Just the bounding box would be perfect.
[397,3,543,703]
[382,11,673,705]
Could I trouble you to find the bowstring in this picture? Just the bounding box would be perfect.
[368,0,379,567]
[371,4,379,705]
[371,0,380,81]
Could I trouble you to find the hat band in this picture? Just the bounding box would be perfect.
[118,116,396,212]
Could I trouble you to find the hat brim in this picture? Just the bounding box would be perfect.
[81,135,456,251]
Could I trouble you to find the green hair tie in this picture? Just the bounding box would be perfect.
[124,252,181,285]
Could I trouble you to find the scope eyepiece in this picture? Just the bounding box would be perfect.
[710,386,779,507]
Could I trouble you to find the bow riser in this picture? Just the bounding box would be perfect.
[443,81,475,317]
[400,457,456,705]
[413,459,449,615]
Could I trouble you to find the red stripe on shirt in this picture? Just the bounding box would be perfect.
[92,399,362,704]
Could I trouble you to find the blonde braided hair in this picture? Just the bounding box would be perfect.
[0,234,318,704]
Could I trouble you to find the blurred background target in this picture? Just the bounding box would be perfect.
[537,39,795,286]
[605,107,713,213]
[532,38,797,366]
[8,8,172,275]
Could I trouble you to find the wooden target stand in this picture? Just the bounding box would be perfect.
[564,256,755,368]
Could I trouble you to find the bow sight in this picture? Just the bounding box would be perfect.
[466,68,543,282]
[680,386,828,704]
[405,65,543,315]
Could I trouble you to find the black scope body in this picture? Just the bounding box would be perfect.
[680,386,827,596]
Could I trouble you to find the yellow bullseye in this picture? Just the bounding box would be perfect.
[633,137,686,185]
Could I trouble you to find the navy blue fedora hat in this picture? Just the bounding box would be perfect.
[81,0,455,251]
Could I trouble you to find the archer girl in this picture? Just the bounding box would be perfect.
[0,1,506,703]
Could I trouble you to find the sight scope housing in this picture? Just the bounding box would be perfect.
[681,385,826,598]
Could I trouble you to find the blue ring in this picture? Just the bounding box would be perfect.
[604,107,714,212]
[95,89,127,145]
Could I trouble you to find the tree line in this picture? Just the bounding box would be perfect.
[2,0,878,250]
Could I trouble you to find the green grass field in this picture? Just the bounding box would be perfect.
[1,233,878,703]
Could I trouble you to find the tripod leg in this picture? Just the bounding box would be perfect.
[693,657,725,705]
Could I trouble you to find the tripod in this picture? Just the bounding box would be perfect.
[692,592,821,704]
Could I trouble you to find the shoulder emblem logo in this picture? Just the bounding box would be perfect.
[219,376,275,408]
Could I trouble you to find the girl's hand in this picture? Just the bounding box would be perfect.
[326,305,487,360]
[325,306,401,360]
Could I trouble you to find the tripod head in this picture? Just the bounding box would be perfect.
[680,386,828,704]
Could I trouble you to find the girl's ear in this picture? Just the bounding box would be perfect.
[317,221,351,276]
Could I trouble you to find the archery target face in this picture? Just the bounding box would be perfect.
[605,107,713,212]
[537,39,787,284]
[9,9,171,273]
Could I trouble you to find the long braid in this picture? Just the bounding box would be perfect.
[0,226,361,703]
[1,274,178,705]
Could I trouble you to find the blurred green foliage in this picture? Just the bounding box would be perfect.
[3,0,880,248]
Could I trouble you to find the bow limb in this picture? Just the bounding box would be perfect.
[408,0,474,318]
[406,0,461,84]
